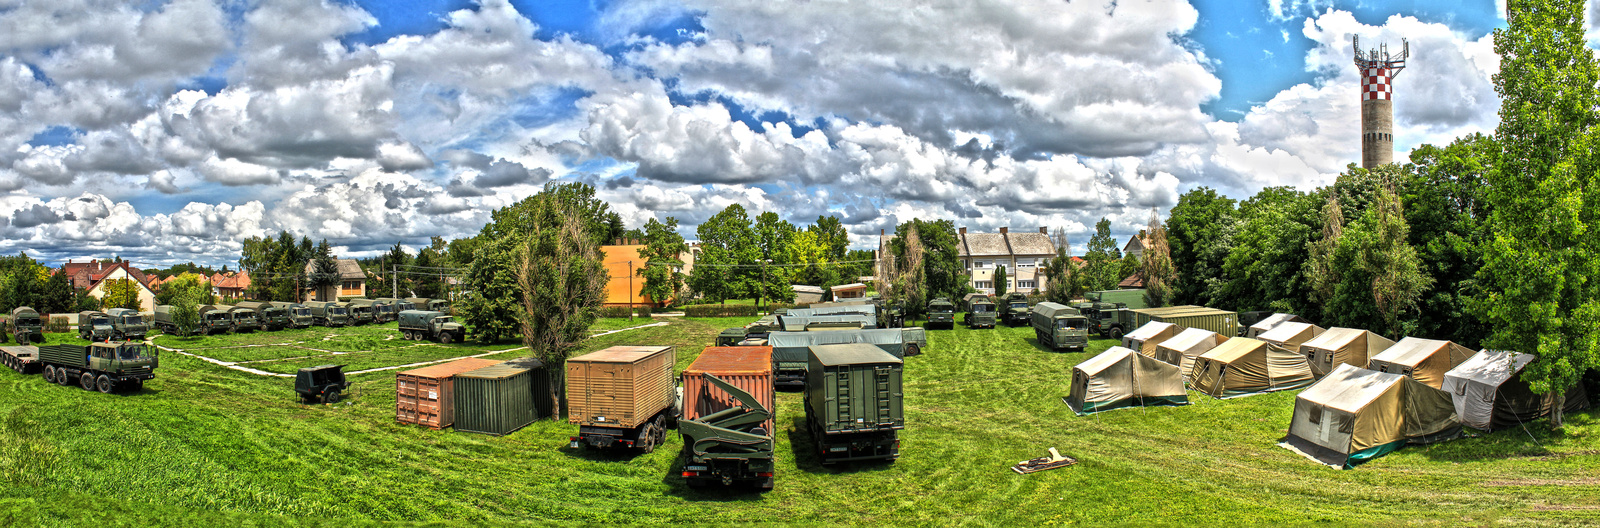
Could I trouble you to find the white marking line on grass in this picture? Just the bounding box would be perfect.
[158,346,295,378]
[591,321,668,337]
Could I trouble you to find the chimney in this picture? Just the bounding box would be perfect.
[959,227,966,236]
[999,227,1008,234]
[1039,227,1048,234]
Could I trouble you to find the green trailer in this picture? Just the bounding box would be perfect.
[679,373,775,490]
[805,344,904,464]
[1031,302,1090,351]
[37,342,158,393]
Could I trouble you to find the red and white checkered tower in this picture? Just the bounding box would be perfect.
[1353,36,1408,168]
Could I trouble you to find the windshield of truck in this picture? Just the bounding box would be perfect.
[972,304,993,312]
[19,317,39,326]
[91,317,111,326]
[207,313,227,321]
[122,316,142,325]
[118,344,150,360]
[295,308,311,316]
[434,316,453,324]
[333,308,348,315]
[1058,318,1087,329]
[1010,303,1028,310]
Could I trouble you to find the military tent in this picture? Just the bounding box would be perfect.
[1154,327,1225,381]
[1191,337,1314,398]
[1121,321,1178,356]
[1368,337,1475,389]
[1065,346,1188,414]
[1282,364,1461,469]
[1441,350,1590,432]
[1247,313,1311,338]
[1256,322,1325,355]
[1302,328,1395,378]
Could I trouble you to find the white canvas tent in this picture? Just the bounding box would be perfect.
[1441,350,1589,432]
[1256,322,1325,355]
[1367,337,1475,389]
[1302,328,1395,378]
[1247,313,1311,338]
[1154,327,1225,382]
[1065,346,1188,414]
[1121,321,1178,356]
[1283,364,1461,469]
[1191,337,1314,398]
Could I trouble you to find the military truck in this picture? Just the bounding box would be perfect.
[766,328,925,386]
[235,301,290,330]
[568,346,677,452]
[1031,302,1090,351]
[1077,301,1135,340]
[965,296,998,328]
[397,310,465,343]
[805,344,905,464]
[345,302,375,326]
[269,301,314,328]
[104,308,148,340]
[10,307,42,344]
[926,298,956,329]
[349,298,389,323]
[224,306,258,333]
[679,373,775,490]
[305,301,350,327]
[1000,292,1032,327]
[77,311,115,341]
[378,297,415,313]
[152,305,186,336]
[38,341,158,393]
[196,305,234,335]
[1085,289,1148,310]
[407,297,449,312]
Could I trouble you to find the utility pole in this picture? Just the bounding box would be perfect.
[393,264,397,298]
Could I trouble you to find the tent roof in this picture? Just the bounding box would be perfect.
[1249,313,1308,332]
[1125,322,1177,341]
[1303,327,1368,351]
[1299,364,1402,413]
[1370,337,1461,368]
[1258,321,1319,343]
[1077,346,1137,375]
[1445,349,1533,386]
[1162,327,1221,350]
[1200,337,1268,364]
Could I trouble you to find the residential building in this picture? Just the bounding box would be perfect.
[1123,231,1150,260]
[303,259,368,301]
[831,283,867,299]
[876,227,1059,294]
[61,260,157,313]
[210,270,252,299]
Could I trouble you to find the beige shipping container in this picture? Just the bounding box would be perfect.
[567,345,676,428]
[682,346,776,434]
[396,357,505,429]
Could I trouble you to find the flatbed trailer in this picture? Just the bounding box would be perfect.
[0,345,41,374]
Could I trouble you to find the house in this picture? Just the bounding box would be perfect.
[61,260,157,313]
[210,270,252,299]
[1123,231,1150,260]
[877,227,1058,294]
[831,283,867,299]
[303,259,368,301]
[1118,272,1144,289]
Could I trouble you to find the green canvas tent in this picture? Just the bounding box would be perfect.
[1154,327,1225,382]
[1302,327,1395,378]
[1191,337,1314,398]
[1367,337,1474,389]
[1065,346,1188,415]
[1283,364,1461,469]
[1121,321,1178,357]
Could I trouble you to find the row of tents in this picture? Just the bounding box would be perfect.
[1066,314,1588,468]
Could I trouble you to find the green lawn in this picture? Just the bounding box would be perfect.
[2,318,1599,525]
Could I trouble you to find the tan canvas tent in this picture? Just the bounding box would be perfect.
[1368,337,1475,389]
[1441,350,1589,431]
[1121,321,1178,356]
[1065,346,1188,414]
[1256,321,1325,355]
[1247,313,1310,338]
[1191,337,1314,398]
[1154,327,1225,382]
[1302,328,1395,378]
[1283,364,1461,468]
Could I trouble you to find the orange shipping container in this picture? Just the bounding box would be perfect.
[396,358,504,429]
[567,346,676,429]
[682,346,775,435]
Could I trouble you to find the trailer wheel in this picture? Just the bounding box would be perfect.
[80,372,95,390]
[323,388,342,404]
[97,375,113,393]
[438,332,453,345]
[905,344,921,357]
[1108,327,1124,340]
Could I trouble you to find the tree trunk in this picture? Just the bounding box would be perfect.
[1550,389,1565,430]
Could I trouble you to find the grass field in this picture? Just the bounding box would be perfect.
[3,317,1600,526]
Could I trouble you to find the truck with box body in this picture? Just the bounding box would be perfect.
[408,297,449,312]
[925,298,956,329]
[1031,302,1090,351]
[196,305,234,335]
[10,307,42,344]
[103,308,148,340]
[679,372,775,489]
[349,298,390,323]
[235,301,290,331]
[226,306,259,333]
[1000,292,1032,327]
[77,311,114,341]
[345,302,376,326]
[805,343,905,464]
[397,309,466,344]
[270,301,314,328]
[305,301,350,327]
[680,347,776,486]
[766,328,924,387]
[37,342,158,393]
[567,346,677,452]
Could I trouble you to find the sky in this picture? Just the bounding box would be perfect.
[0,0,1538,269]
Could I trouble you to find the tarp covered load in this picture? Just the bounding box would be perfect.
[1121,322,1178,356]
[776,313,877,331]
[1247,313,1311,338]
[1191,337,1314,398]
[1154,327,1226,381]
[1065,346,1188,414]
[1367,337,1475,389]
[783,304,877,318]
[1256,322,1325,355]
[1303,328,1395,378]
[1283,364,1462,469]
[1441,350,1590,432]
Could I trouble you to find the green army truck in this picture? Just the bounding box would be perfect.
[197,305,234,335]
[1077,302,1137,340]
[345,302,375,326]
[235,301,290,330]
[104,308,148,340]
[349,298,389,323]
[38,341,158,393]
[679,373,776,490]
[152,305,186,336]
[964,295,997,328]
[227,306,260,333]
[306,301,350,327]
[805,344,905,464]
[11,307,43,344]
[407,297,449,312]
[378,297,414,313]
[1031,302,1090,351]
[1000,292,1032,327]
[1085,289,1148,310]
[77,311,114,341]
[397,310,464,343]
[269,301,314,328]
[925,298,956,329]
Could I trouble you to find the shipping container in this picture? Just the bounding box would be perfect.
[566,346,677,451]
[396,358,504,429]
[1133,306,1237,337]
[682,346,775,435]
[453,363,539,436]
[804,343,905,464]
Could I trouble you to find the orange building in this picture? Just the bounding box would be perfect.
[601,243,655,307]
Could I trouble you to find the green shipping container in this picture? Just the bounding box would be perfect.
[453,362,550,436]
[1134,307,1237,337]
[805,344,905,434]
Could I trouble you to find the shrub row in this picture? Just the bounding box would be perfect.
[681,304,761,318]
[598,306,654,318]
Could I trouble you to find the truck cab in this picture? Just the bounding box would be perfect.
[90,341,159,374]
[78,311,115,341]
[1001,292,1032,326]
[348,304,375,325]
[197,305,234,335]
[1078,302,1132,339]
[105,308,148,340]
[1031,302,1090,351]
[925,298,956,329]
[397,310,465,343]
[964,298,997,328]
[10,307,43,344]
[228,307,259,333]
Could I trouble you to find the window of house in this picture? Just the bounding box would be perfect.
[974,280,993,289]
[1017,280,1036,289]
[1018,258,1037,268]
[975,260,991,268]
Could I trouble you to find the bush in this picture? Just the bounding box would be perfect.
[682,304,761,318]
[598,306,653,318]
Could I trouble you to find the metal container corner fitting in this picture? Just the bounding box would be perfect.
[452,362,548,436]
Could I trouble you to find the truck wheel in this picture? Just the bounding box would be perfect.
[1109,327,1124,340]
[438,333,453,344]
[42,365,54,383]
[640,423,660,454]
[323,389,342,404]
[905,344,920,356]
[80,372,95,391]
[97,375,113,393]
